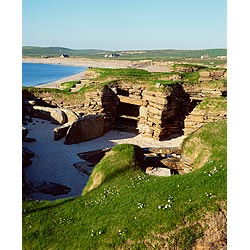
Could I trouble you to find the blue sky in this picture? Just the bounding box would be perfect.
[23,0,227,50]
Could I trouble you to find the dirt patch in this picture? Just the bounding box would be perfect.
[84,172,103,194]
[181,137,211,171]
[141,203,226,249]
[195,202,227,249]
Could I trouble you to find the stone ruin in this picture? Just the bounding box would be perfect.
[23,74,227,144]
[83,83,194,140]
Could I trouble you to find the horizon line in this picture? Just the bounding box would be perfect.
[22,45,227,51]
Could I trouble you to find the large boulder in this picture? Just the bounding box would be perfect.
[61,109,80,123]
[50,109,67,125]
[64,114,104,145]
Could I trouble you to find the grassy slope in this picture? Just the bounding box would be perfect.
[22,120,226,250]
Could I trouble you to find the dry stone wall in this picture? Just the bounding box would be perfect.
[138,85,192,140]
[184,106,227,135]
[83,86,119,132]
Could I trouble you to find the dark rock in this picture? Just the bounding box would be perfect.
[54,122,71,141]
[22,147,35,167]
[39,182,71,196]
[73,161,94,176]
[23,137,36,143]
[77,148,111,164]
[22,127,28,139]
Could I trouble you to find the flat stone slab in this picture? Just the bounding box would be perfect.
[143,147,182,155]
[146,167,171,177]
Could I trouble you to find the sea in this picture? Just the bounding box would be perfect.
[22,63,87,87]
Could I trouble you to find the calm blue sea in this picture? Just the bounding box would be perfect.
[22,63,87,86]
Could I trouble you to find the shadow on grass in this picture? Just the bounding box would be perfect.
[23,196,79,215]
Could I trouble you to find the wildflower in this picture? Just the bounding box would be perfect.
[137,202,145,209]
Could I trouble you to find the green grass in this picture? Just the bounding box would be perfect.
[60,81,80,92]
[197,97,227,112]
[23,120,226,249]
[23,46,227,61]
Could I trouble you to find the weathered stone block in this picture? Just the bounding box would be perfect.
[147,106,163,116]
[54,122,71,141]
[137,124,153,135]
[139,106,147,118]
[31,106,52,120]
[61,109,80,123]
[146,167,171,177]
[143,94,168,105]
[50,109,67,125]
[64,114,104,144]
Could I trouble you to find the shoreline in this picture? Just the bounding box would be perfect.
[23,56,134,89]
[23,56,173,88]
[35,69,88,89]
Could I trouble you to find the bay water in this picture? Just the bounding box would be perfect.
[22,63,87,87]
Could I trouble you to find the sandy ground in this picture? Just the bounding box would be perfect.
[36,70,88,88]
[23,57,173,89]
[23,118,185,201]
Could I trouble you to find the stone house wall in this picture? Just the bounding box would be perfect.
[82,83,192,140]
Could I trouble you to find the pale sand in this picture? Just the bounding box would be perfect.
[23,56,173,88]
[36,70,88,89]
[23,118,185,201]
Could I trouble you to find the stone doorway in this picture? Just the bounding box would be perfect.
[115,102,140,133]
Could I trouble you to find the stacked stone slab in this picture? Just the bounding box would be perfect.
[138,85,192,140]
[199,69,227,82]
[184,106,227,135]
[83,86,119,132]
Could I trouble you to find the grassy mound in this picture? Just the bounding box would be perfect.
[83,144,145,195]
[22,120,226,249]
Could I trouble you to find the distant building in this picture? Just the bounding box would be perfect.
[104,53,121,58]
[60,54,69,58]
[216,56,227,59]
[201,55,209,59]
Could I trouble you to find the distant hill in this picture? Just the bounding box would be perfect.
[22,46,227,60]
[22,46,107,58]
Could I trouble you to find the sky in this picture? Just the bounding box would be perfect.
[22,0,227,50]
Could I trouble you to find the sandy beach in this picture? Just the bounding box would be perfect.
[23,56,173,88]
[23,118,185,201]
[35,70,88,88]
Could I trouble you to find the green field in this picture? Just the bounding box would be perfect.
[22,120,227,249]
[22,46,227,61]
